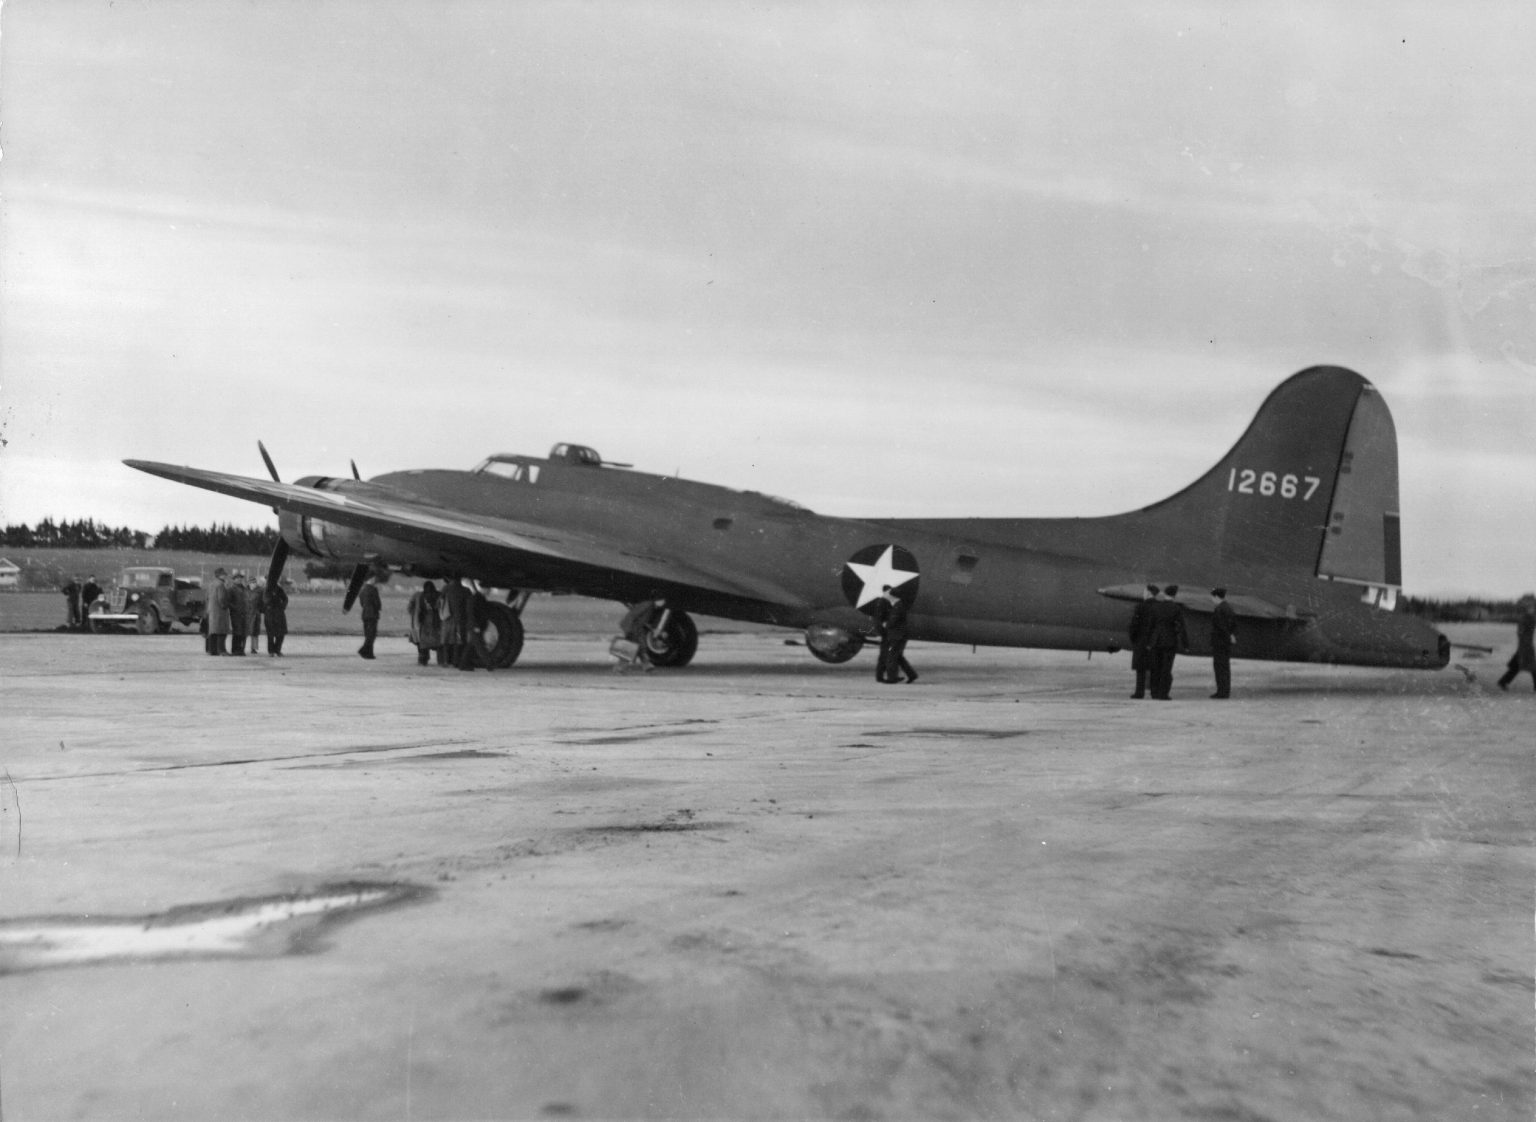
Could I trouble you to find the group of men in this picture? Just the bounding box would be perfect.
[204,568,288,656]
[60,575,102,629]
[404,576,497,670]
[1128,584,1236,699]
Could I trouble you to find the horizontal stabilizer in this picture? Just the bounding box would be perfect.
[1097,584,1295,620]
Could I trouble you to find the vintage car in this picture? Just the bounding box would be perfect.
[89,566,208,634]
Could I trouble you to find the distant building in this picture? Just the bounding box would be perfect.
[0,558,19,591]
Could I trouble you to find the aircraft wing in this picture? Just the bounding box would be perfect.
[1096,583,1297,619]
[124,460,810,608]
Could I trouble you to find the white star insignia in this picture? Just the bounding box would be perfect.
[844,546,919,609]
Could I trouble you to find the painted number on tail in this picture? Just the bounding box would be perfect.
[1227,469,1321,500]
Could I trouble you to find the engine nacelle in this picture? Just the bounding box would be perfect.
[278,507,372,562]
[805,623,865,664]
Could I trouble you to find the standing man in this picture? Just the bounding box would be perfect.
[441,575,470,668]
[206,568,231,655]
[1209,587,1237,699]
[1146,584,1189,700]
[357,571,383,660]
[247,576,265,655]
[459,583,495,671]
[1496,594,1536,691]
[871,586,918,684]
[228,574,249,656]
[1128,583,1157,698]
[81,575,102,625]
[62,575,82,630]
[264,579,289,657]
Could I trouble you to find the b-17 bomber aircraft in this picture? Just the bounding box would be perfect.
[126,366,1449,673]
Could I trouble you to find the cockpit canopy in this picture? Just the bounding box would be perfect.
[472,443,615,483]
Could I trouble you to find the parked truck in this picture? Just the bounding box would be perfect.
[88,566,208,634]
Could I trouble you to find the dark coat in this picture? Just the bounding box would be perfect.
[264,585,289,633]
[442,581,470,643]
[884,597,911,640]
[1515,610,1536,673]
[358,582,382,622]
[228,583,248,631]
[1210,600,1237,651]
[1146,598,1188,651]
[1129,598,1154,669]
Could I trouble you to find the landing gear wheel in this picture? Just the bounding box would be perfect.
[484,602,526,668]
[644,610,699,668]
[136,606,160,635]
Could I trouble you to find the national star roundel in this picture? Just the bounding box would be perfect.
[841,544,921,615]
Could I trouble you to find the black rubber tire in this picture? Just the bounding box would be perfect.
[645,610,699,668]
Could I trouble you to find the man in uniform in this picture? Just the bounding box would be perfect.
[1128,583,1158,698]
[1209,587,1237,698]
[357,572,383,659]
[1146,584,1189,700]
[206,568,231,655]
[871,585,918,684]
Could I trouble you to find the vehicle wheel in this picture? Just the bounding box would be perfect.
[483,602,526,668]
[136,606,160,635]
[645,610,699,668]
[90,617,110,634]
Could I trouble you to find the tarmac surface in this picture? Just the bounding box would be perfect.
[1,625,1532,1121]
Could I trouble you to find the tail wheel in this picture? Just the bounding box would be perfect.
[136,606,160,635]
[645,610,699,668]
[484,602,526,668]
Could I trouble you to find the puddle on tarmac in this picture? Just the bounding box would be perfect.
[0,881,427,974]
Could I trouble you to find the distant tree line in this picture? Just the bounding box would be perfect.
[1,518,278,554]
[1399,596,1528,623]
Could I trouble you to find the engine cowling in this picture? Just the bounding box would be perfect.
[805,623,865,664]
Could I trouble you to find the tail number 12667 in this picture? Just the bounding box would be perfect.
[1227,469,1321,500]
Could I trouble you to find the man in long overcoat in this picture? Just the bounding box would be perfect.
[228,574,249,655]
[264,580,289,657]
[441,576,470,668]
[1127,583,1157,698]
[206,569,231,655]
[1146,584,1189,700]
[63,576,83,630]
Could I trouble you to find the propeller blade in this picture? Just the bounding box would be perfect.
[350,459,361,481]
[265,538,290,597]
[258,440,282,483]
[342,563,370,613]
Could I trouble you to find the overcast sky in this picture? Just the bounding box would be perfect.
[2,2,1532,597]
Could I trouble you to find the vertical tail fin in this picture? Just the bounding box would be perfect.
[1145,366,1403,588]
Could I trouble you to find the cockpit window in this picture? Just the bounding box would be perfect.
[473,458,539,483]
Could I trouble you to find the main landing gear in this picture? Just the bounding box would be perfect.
[640,608,699,668]
[481,601,526,669]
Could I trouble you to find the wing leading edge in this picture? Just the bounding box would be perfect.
[123,460,808,608]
